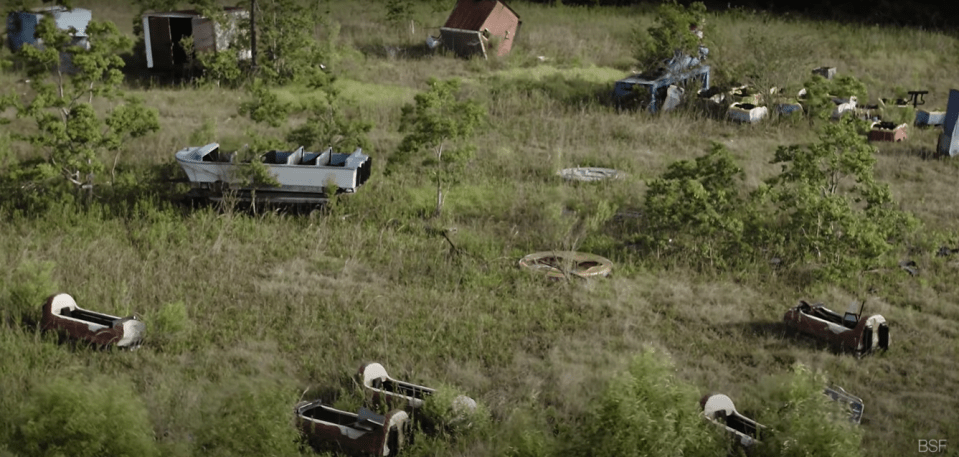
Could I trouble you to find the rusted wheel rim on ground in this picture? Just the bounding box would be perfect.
[557,167,623,182]
[518,251,613,279]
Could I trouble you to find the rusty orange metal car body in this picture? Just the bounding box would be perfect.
[40,293,145,348]
[783,300,888,355]
[295,400,408,457]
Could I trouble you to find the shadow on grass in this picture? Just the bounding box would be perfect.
[358,42,442,61]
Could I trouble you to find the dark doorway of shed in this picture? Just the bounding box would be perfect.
[169,17,193,68]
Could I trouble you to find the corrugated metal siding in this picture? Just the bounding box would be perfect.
[443,0,497,31]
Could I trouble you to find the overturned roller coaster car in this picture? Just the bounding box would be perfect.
[41,293,145,348]
[359,362,477,413]
[295,400,407,457]
[175,143,372,204]
[701,394,765,450]
[784,300,889,355]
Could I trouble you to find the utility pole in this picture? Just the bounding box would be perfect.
[250,0,257,70]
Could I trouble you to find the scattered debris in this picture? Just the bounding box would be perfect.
[295,400,409,457]
[727,102,768,123]
[701,394,764,449]
[40,293,145,348]
[832,96,858,119]
[869,122,908,142]
[175,143,372,205]
[812,66,836,80]
[518,251,613,279]
[557,167,625,182]
[440,0,521,59]
[613,54,711,113]
[936,246,959,257]
[783,300,889,356]
[898,260,918,276]
[824,386,864,424]
[775,101,804,116]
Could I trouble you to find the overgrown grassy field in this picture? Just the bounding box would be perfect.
[2,1,959,456]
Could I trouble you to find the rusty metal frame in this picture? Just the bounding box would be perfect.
[783,300,889,356]
[295,400,408,457]
[40,293,145,348]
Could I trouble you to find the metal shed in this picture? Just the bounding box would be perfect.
[142,7,249,71]
[440,0,521,59]
[6,6,91,53]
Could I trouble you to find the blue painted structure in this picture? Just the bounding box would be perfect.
[937,89,959,157]
[915,109,945,127]
[6,6,91,53]
[613,51,710,113]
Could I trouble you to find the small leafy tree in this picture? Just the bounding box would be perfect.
[9,375,159,457]
[633,1,707,73]
[194,379,301,457]
[800,74,868,120]
[2,15,159,203]
[253,0,337,84]
[570,349,727,457]
[0,260,57,327]
[239,74,372,156]
[761,116,918,275]
[752,364,863,457]
[391,78,486,217]
[638,143,750,267]
[285,71,373,152]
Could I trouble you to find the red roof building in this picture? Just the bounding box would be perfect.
[440,0,521,59]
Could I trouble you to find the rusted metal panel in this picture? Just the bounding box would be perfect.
[481,2,521,56]
[443,0,497,31]
[40,293,145,348]
[868,122,908,142]
[295,401,407,456]
[783,300,889,355]
[441,0,520,58]
[191,17,215,53]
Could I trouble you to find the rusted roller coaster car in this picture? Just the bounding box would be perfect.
[295,400,408,457]
[40,293,145,348]
[701,394,765,451]
[359,362,477,411]
[783,300,889,355]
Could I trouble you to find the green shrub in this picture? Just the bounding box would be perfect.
[571,349,726,457]
[1,260,58,327]
[194,380,301,457]
[752,364,863,457]
[9,375,159,457]
[418,384,491,437]
[496,408,556,457]
[151,301,194,353]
